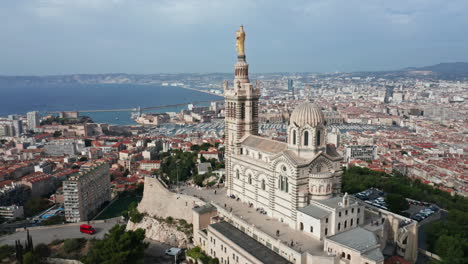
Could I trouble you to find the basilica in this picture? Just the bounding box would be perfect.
[190,26,418,264]
[225,26,357,235]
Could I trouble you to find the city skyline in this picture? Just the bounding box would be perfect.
[1,0,468,75]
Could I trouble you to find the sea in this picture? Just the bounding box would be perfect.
[0,83,222,125]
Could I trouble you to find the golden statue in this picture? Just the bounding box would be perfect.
[236,25,245,56]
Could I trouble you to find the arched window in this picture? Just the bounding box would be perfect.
[292,130,297,145]
[300,222,304,231]
[261,179,266,190]
[279,176,289,192]
[341,252,345,258]
[316,130,321,146]
[304,131,309,146]
[248,174,252,184]
[347,254,351,260]
[241,103,245,119]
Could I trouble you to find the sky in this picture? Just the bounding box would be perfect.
[1,0,467,75]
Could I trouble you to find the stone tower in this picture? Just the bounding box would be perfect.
[224,26,260,196]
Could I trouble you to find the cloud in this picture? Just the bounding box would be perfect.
[0,0,467,74]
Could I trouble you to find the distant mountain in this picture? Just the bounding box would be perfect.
[404,62,468,74]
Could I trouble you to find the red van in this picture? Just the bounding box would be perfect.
[79,224,96,234]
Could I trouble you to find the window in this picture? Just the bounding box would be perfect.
[279,175,288,192]
[261,179,266,190]
[316,130,321,146]
[357,218,360,225]
[258,153,262,159]
[300,222,304,231]
[304,131,309,146]
[325,228,328,235]
[236,170,240,179]
[351,219,354,226]
[248,174,252,184]
[339,212,342,217]
[344,220,347,228]
[326,218,328,223]
[352,208,354,213]
[345,210,348,215]
[241,103,245,119]
[358,208,360,214]
[347,254,351,260]
[341,252,345,258]
[293,130,297,145]
[310,226,313,233]
[338,223,341,231]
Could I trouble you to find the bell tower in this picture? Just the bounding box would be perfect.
[225,26,260,196]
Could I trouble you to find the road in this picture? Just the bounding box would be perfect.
[0,220,120,246]
[0,220,182,264]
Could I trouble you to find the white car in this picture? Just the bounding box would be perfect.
[165,248,182,256]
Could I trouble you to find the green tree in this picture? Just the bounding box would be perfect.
[435,235,465,264]
[83,225,148,264]
[24,197,51,217]
[385,193,409,214]
[52,131,62,137]
[23,252,38,264]
[0,245,14,261]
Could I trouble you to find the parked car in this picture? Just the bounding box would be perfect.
[165,248,183,256]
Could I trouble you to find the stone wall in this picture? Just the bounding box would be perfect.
[137,177,204,223]
[126,216,190,248]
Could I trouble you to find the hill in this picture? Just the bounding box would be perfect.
[405,62,468,74]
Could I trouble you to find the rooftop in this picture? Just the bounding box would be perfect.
[326,227,379,253]
[298,204,330,219]
[241,135,287,154]
[181,186,325,255]
[210,221,290,264]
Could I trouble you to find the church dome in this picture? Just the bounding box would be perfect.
[289,102,325,127]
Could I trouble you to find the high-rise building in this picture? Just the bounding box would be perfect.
[288,79,294,91]
[27,111,40,130]
[63,161,111,222]
[0,124,13,137]
[12,120,23,136]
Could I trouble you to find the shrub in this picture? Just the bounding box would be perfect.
[35,243,51,259]
[0,245,14,261]
[63,238,86,254]
[165,216,174,224]
[50,239,64,246]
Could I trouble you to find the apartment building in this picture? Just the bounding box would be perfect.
[63,161,111,222]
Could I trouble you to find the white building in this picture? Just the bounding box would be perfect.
[0,205,24,219]
[27,111,40,130]
[63,162,111,222]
